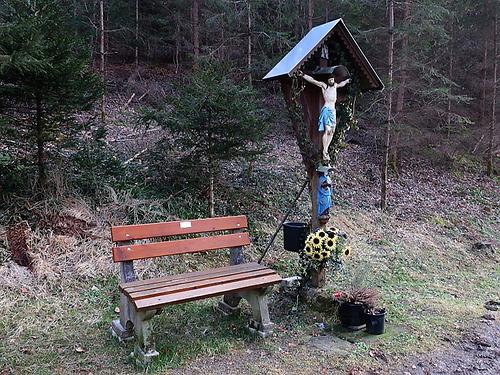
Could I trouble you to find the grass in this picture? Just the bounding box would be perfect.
[0,276,259,374]
[0,153,498,374]
[0,204,498,373]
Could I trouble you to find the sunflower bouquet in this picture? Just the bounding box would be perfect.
[303,227,351,264]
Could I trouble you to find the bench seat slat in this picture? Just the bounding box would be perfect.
[121,262,267,293]
[111,215,248,242]
[134,273,282,310]
[125,268,277,300]
[112,232,250,262]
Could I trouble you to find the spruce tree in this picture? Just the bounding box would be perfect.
[0,0,102,187]
[147,60,267,216]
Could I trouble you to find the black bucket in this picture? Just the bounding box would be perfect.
[338,302,366,330]
[365,308,386,335]
[283,222,309,252]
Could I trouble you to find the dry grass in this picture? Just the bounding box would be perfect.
[0,118,499,373]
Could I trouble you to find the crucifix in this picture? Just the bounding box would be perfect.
[298,70,351,165]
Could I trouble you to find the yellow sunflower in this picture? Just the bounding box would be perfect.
[311,252,323,261]
[320,250,331,260]
[324,237,337,251]
[317,229,327,239]
[311,235,322,249]
[304,243,313,256]
[327,229,337,239]
[343,246,352,257]
[306,233,315,243]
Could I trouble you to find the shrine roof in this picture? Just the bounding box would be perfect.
[262,19,384,92]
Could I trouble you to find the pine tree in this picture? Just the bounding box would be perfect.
[0,0,102,187]
[147,60,267,216]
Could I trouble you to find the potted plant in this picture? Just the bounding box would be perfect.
[333,287,379,330]
[364,306,387,335]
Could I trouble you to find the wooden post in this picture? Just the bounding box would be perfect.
[111,241,137,341]
[280,78,326,288]
[308,264,326,288]
[218,243,245,314]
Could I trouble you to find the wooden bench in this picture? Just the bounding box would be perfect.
[110,215,281,365]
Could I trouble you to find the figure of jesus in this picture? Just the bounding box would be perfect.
[298,70,351,163]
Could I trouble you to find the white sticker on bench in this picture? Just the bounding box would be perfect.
[180,221,192,229]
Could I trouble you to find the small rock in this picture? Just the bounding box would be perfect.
[281,276,302,288]
[482,313,496,320]
[308,335,354,356]
[475,339,492,347]
[316,322,325,330]
[472,242,495,254]
[484,300,500,311]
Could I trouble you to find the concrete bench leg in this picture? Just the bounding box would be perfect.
[111,292,134,341]
[130,307,159,367]
[218,293,242,316]
[240,288,274,337]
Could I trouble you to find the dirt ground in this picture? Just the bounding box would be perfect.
[169,311,499,375]
[399,317,499,375]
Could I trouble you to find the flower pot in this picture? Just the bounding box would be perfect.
[338,302,366,330]
[365,308,386,335]
[283,222,309,252]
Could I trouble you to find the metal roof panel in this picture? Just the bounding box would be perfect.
[262,19,383,91]
[262,19,341,81]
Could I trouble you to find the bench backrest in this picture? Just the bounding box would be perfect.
[111,215,249,262]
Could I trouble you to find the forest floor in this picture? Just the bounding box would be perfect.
[0,68,499,374]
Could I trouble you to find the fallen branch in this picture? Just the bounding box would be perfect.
[124,148,148,164]
[137,90,149,101]
[124,93,136,108]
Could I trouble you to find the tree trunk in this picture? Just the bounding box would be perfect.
[247,0,252,85]
[219,14,226,61]
[192,0,200,67]
[481,40,489,124]
[174,12,180,74]
[99,0,105,123]
[307,0,314,30]
[35,95,46,187]
[392,0,411,175]
[135,0,139,70]
[446,19,454,137]
[294,0,301,38]
[395,0,411,114]
[381,0,394,210]
[488,12,497,176]
[208,172,215,217]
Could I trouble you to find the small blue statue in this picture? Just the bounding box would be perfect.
[317,172,332,217]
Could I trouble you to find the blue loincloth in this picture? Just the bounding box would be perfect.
[318,106,336,132]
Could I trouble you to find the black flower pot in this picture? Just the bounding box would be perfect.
[338,302,366,330]
[365,308,386,335]
[283,222,309,252]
